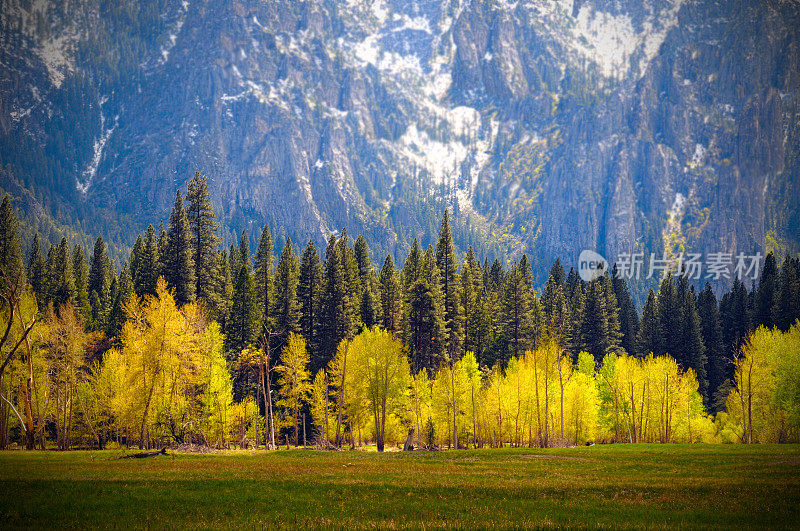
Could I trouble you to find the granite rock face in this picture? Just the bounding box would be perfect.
[1,0,798,289]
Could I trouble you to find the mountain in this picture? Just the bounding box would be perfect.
[1,0,799,290]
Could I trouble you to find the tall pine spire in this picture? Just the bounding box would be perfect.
[164,190,195,305]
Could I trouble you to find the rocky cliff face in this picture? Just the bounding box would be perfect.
[1,0,798,289]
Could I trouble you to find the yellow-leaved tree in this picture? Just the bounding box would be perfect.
[276,332,311,446]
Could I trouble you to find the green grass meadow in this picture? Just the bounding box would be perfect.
[1,444,799,529]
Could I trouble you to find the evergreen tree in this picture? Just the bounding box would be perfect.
[239,229,251,271]
[719,278,751,383]
[500,259,534,363]
[0,195,25,294]
[128,235,144,294]
[157,222,168,277]
[402,238,422,289]
[106,265,132,340]
[353,235,379,328]
[675,277,707,400]
[542,259,568,340]
[774,256,800,332]
[164,191,195,304]
[378,255,402,333]
[637,288,661,356]
[319,236,348,369]
[298,240,323,364]
[580,275,621,364]
[226,263,259,354]
[611,264,639,357]
[753,252,778,329]
[697,283,724,410]
[405,248,445,373]
[88,236,113,330]
[72,244,91,327]
[253,224,274,328]
[186,172,220,304]
[565,277,586,358]
[461,246,485,357]
[135,225,159,297]
[27,233,46,306]
[274,237,300,341]
[50,238,75,311]
[657,272,681,357]
[436,210,463,358]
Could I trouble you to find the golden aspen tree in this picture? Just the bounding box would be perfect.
[276,332,311,446]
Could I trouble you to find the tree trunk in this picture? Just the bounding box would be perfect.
[335,339,349,448]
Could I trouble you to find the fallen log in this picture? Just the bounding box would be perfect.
[118,448,167,459]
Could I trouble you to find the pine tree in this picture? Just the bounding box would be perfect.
[239,229,251,271]
[542,260,568,339]
[675,277,707,401]
[402,238,422,289]
[72,244,91,327]
[657,272,681,358]
[88,236,113,330]
[436,210,463,358]
[405,248,445,373]
[774,256,800,332]
[135,225,159,297]
[164,191,196,305]
[253,224,274,328]
[720,278,751,383]
[378,255,402,333]
[611,264,639,357]
[697,283,724,411]
[128,235,144,294]
[461,246,485,357]
[50,238,75,311]
[319,236,347,369]
[0,195,25,294]
[565,276,586,358]
[298,240,323,365]
[27,233,46,306]
[753,252,778,329]
[353,235,379,328]
[274,237,300,341]
[500,259,534,364]
[226,263,259,355]
[106,264,132,339]
[580,275,621,364]
[185,172,220,304]
[637,288,661,356]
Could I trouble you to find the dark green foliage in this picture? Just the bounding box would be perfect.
[88,237,113,330]
[134,225,159,297]
[318,235,359,370]
[106,265,132,340]
[461,246,486,358]
[774,256,800,332]
[378,255,402,333]
[580,275,621,364]
[697,283,724,411]
[436,210,463,359]
[674,277,707,401]
[298,240,323,368]
[164,191,195,305]
[274,238,300,341]
[404,248,445,374]
[253,225,274,329]
[611,264,639,357]
[500,258,535,364]
[637,289,661,357]
[186,172,221,307]
[0,195,25,294]
[49,238,75,311]
[72,244,92,327]
[753,252,777,329]
[27,233,46,308]
[226,263,259,355]
[719,278,751,383]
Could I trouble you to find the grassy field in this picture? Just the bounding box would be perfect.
[1,444,799,529]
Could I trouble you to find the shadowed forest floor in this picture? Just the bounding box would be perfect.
[1,444,799,528]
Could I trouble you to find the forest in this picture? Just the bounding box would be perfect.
[1,173,799,451]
